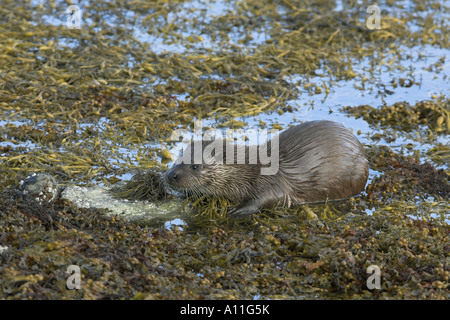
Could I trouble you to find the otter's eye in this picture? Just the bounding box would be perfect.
[192,165,199,170]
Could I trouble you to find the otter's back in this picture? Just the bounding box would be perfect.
[278,120,368,203]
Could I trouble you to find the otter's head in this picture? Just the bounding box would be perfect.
[165,140,258,201]
[166,163,215,197]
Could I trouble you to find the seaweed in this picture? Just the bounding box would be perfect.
[0,0,449,300]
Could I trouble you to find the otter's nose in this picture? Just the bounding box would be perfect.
[166,170,178,184]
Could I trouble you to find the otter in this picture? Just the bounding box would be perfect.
[165,120,369,216]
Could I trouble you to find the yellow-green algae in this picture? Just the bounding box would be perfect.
[0,0,449,299]
[110,169,170,201]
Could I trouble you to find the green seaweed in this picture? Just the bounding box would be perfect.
[0,0,449,300]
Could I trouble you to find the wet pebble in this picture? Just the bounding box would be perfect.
[18,173,59,204]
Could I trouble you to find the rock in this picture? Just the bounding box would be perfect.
[18,173,59,204]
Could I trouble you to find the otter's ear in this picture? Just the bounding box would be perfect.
[191,164,203,171]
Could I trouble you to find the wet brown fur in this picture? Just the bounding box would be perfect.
[165,120,369,215]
